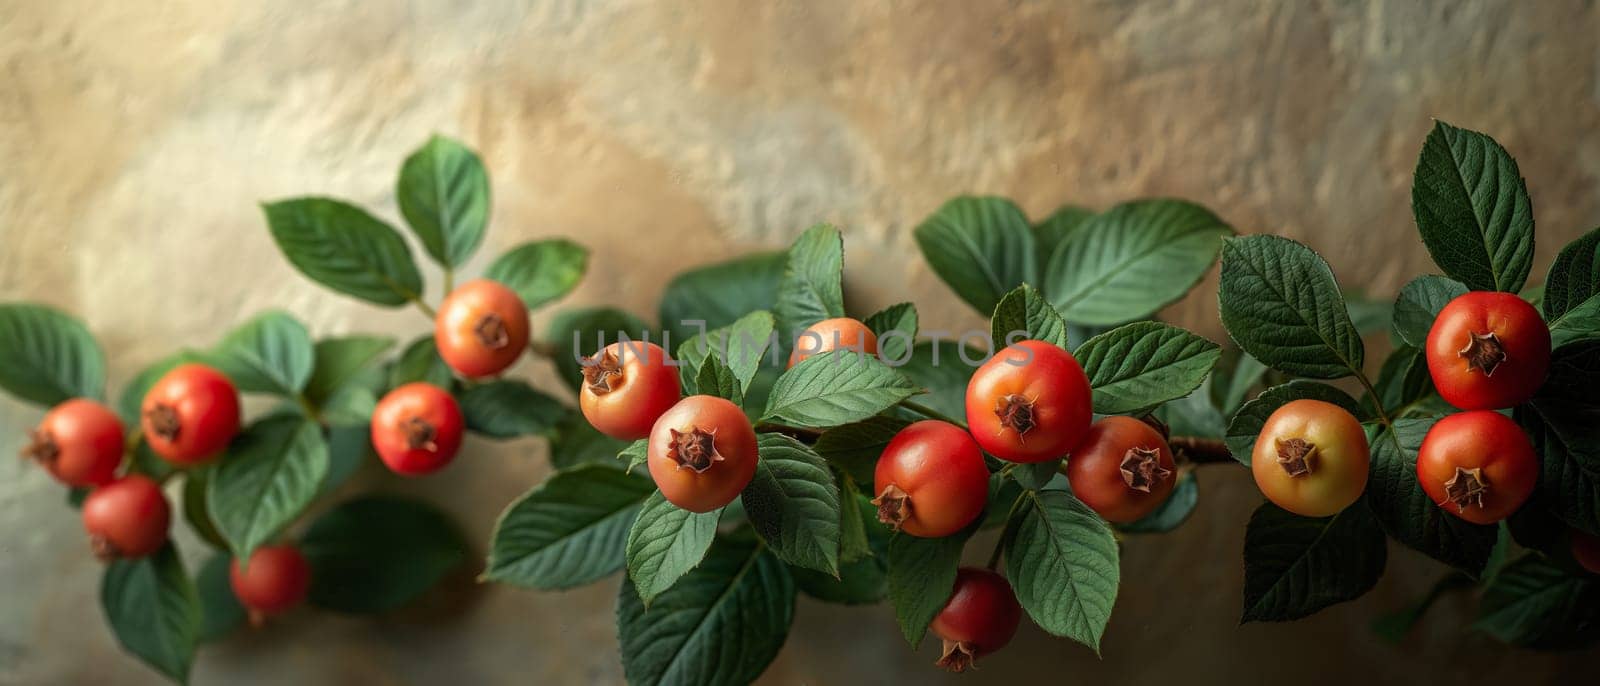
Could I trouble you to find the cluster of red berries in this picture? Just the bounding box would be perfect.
[576,316,1188,670]
[25,364,310,621]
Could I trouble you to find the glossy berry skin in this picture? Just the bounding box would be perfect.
[580,341,681,440]
[965,340,1092,463]
[231,545,312,622]
[1251,399,1369,517]
[1066,416,1177,523]
[646,396,758,513]
[1426,291,1550,410]
[81,475,170,560]
[871,421,989,537]
[23,399,125,487]
[140,363,241,465]
[371,382,464,476]
[788,317,879,367]
[1572,529,1600,575]
[929,567,1022,673]
[1417,410,1537,525]
[435,279,531,378]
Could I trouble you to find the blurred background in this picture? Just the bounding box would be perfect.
[3,0,1599,683]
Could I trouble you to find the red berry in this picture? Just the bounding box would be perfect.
[230,545,312,624]
[1250,399,1370,517]
[579,341,681,440]
[789,317,878,367]
[22,398,124,487]
[82,475,170,560]
[1426,291,1550,410]
[871,420,989,537]
[1417,410,1537,524]
[140,363,241,465]
[1067,416,1177,523]
[646,395,758,513]
[371,382,464,476]
[435,279,531,378]
[965,340,1092,463]
[930,567,1022,673]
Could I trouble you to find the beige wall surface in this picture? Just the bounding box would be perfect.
[3,0,1599,683]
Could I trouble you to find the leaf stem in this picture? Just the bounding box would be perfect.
[1353,371,1394,433]
[443,267,454,295]
[900,400,964,428]
[296,394,321,423]
[412,297,437,320]
[527,340,559,360]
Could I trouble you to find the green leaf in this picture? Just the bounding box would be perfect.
[207,416,329,560]
[302,496,467,613]
[321,424,371,496]
[546,412,632,472]
[195,553,245,643]
[1365,419,1497,575]
[676,310,776,395]
[1225,382,1365,464]
[101,544,200,683]
[389,336,454,389]
[989,284,1069,351]
[1543,227,1600,321]
[1371,573,1475,644]
[1216,352,1268,415]
[1411,121,1535,292]
[1005,490,1120,651]
[207,310,315,396]
[1219,235,1365,378]
[1241,502,1387,622]
[484,466,654,589]
[305,335,394,404]
[545,307,652,393]
[1034,204,1094,276]
[1344,290,1394,336]
[619,438,650,474]
[863,302,918,365]
[1045,199,1231,325]
[0,303,105,406]
[1077,321,1221,415]
[183,467,229,551]
[742,434,841,575]
[396,135,490,268]
[795,494,889,604]
[1158,378,1225,439]
[760,350,919,429]
[813,416,910,486]
[897,341,982,420]
[658,252,787,348]
[459,379,566,439]
[775,224,846,336]
[1119,471,1199,534]
[1473,553,1600,649]
[914,196,1037,315]
[1013,458,1063,491]
[261,197,424,307]
[1518,400,1600,536]
[837,477,873,564]
[694,357,743,404]
[888,525,976,646]
[484,239,590,310]
[1366,345,1436,417]
[1391,275,1468,348]
[1549,293,1600,350]
[618,537,795,686]
[626,492,721,604]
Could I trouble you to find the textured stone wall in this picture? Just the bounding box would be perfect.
[2,0,1598,683]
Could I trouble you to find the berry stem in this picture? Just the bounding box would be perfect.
[1169,436,1236,465]
[1354,371,1394,435]
[899,400,965,428]
[527,340,559,360]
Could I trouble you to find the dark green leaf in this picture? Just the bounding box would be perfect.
[321,424,371,496]
[1119,471,1199,534]
[1474,553,1600,649]
[1005,490,1119,651]
[1219,235,1365,378]
[742,434,841,575]
[1543,227,1600,321]
[1158,379,1225,440]
[1411,121,1535,292]
[989,284,1069,351]
[1365,419,1497,575]
[389,336,454,389]
[1077,321,1221,415]
[1392,275,1468,348]
[207,310,315,396]
[544,307,652,393]
[305,335,394,404]
[676,310,776,395]
[897,341,981,420]
[183,467,229,551]
[262,197,424,307]
[1549,294,1600,350]
[888,525,975,647]
[1034,204,1094,276]
[618,537,795,686]
[485,466,654,589]
[761,350,918,428]
[658,252,786,348]
[101,545,199,683]
[814,416,910,486]
[1045,199,1231,325]
[694,357,743,404]
[460,379,566,439]
[207,416,329,560]
[484,239,590,310]
[302,496,467,613]
[396,135,489,268]
[1241,502,1387,622]
[914,196,1037,315]
[195,554,245,643]
[0,303,105,406]
[1013,459,1062,491]
[1216,351,1268,415]
[1367,345,1436,417]
[1518,401,1600,536]
[1223,382,1362,466]
[864,302,918,365]
[1344,291,1394,336]
[776,224,846,337]
[626,492,720,604]
[546,412,632,472]
[795,495,889,605]
[620,438,650,474]
[837,477,872,564]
